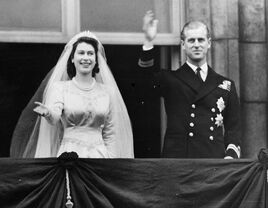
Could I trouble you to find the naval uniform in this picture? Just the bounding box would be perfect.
[138,48,241,158]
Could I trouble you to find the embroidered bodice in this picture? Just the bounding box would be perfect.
[45,78,116,158]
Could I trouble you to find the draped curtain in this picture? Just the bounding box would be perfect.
[0,150,267,208]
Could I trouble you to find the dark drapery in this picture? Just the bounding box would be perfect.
[0,150,267,208]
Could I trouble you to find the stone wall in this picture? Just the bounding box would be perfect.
[239,0,267,157]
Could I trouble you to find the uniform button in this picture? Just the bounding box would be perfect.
[189,132,194,137]
[211,108,216,112]
[211,117,214,121]
[191,113,195,118]
[209,136,214,140]
[189,122,194,127]
[191,104,196,109]
[210,126,214,131]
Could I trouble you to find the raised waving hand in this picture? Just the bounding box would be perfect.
[143,10,159,44]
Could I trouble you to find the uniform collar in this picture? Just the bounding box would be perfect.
[186,61,208,81]
[174,63,223,103]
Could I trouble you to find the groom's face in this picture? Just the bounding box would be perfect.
[181,26,211,65]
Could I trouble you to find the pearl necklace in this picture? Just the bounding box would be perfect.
[72,77,96,91]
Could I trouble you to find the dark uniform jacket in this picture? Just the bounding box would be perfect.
[138,48,241,158]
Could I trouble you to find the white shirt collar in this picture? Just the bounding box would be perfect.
[186,61,208,81]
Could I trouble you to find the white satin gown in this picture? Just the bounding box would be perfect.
[45,78,116,158]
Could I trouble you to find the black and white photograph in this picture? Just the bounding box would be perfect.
[0,0,266,207]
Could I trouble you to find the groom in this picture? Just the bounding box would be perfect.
[138,11,241,159]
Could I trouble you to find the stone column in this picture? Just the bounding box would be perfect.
[239,0,267,158]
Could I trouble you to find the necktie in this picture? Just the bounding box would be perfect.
[196,67,203,83]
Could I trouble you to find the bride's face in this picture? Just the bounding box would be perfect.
[72,42,96,76]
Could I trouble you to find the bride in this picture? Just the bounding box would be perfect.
[10,31,134,158]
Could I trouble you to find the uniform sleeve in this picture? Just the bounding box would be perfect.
[138,47,166,97]
[44,82,64,125]
[138,47,156,68]
[223,81,241,158]
[102,91,117,158]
